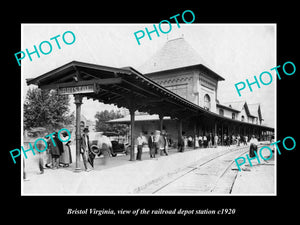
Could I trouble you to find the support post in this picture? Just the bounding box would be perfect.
[221,123,224,146]
[129,107,135,161]
[177,118,183,150]
[193,121,197,149]
[74,94,83,172]
[159,114,164,132]
[214,122,217,136]
[259,127,261,141]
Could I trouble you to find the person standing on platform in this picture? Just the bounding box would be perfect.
[198,135,202,148]
[154,130,160,155]
[101,142,110,165]
[203,134,207,148]
[157,131,165,156]
[249,135,259,157]
[148,132,155,158]
[136,132,147,160]
[35,132,46,174]
[81,127,92,172]
[245,135,248,145]
[59,131,72,167]
[187,136,193,147]
[49,132,63,169]
[237,134,241,146]
[161,131,169,156]
[45,136,52,168]
[232,135,235,145]
[223,134,227,146]
[214,134,218,148]
[177,131,185,152]
[96,132,112,166]
[195,135,199,148]
[208,133,212,148]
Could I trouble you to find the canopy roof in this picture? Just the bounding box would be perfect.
[108,114,171,124]
[27,61,273,131]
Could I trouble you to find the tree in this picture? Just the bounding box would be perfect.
[94,110,128,135]
[23,87,73,131]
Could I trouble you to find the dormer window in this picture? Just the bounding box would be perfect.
[204,94,211,111]
[219,109,224,116]
[232,113,235,120]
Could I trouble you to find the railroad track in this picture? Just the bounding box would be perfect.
[139,145,264,194]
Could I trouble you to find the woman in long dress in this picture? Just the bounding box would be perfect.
[59,132,72,167]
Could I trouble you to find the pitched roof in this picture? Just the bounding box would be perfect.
[138,37,224,81]
[216,103,240,113]
[247,103,261,119]
[222,101,261,118]
[222,101,245,112]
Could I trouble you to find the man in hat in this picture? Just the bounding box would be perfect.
[136,132,146,160]
[148,132,155,158]
[81,127,92,172]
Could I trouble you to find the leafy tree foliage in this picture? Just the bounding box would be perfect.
[24,87,73,131]
[94,110,128,135]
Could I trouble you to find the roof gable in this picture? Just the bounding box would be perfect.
[247,104,258,117]
[248,103,262,120]
[223,101,245,112]
[221,101,258,118]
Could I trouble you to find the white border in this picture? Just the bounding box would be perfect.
[21,23,277,196]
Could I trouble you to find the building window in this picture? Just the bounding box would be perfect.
[204,94,211,111]
[165,84,188,99]
[219,109,224,116]
[241,115,245,122]
[232,113,235,120]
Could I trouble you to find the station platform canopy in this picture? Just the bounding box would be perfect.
[27,60,273,131]
[27,60,274,167]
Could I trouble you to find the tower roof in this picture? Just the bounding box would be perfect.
[138,37,224,81]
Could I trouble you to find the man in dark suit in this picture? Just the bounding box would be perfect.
[148,132,155,158]
[178,132,185,152]
[81,127,92,171]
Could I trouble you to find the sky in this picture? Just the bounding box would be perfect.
[22,23,276,127]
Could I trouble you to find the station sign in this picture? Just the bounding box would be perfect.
[58,84,95,95]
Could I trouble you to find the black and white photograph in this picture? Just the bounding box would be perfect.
[21,24,276,196]
[3,4,298,220]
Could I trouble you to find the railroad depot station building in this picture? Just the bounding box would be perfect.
[27,37,274,170]
[108,38,273,143]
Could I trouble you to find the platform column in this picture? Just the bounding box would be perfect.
[177,118,183,151]
[129,107,135,161]
[74,94,83,172]
[159,114,164,132]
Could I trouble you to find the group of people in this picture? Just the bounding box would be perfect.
[37,131,72,174]
[33,120,263,175]
[134,131,256,161]
[136,130,169,160]
[79,125,112,172]
[36,123,99,173]
[180,133,252,149]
